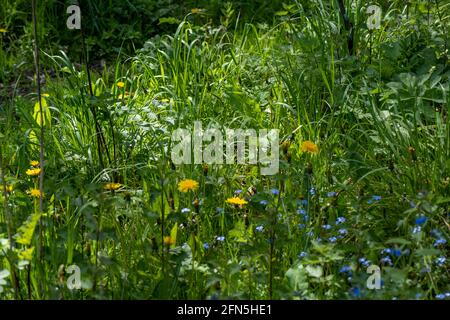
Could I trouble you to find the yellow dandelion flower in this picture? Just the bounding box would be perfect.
[6,185,13,193]
[26,168,41,176]
[19,247,35,261]
[42,93,50,97]
[30,160,39,167]
[0,28,7,33]
[226,197,248,206]
[117,81,125,88]
[191,8,203,14]
[301,140,319,154]
[178,179,199,193]
[163,236,176,246]
[104,183,122,191]
[29,188,44,198]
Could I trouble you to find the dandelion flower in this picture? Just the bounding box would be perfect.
[117,81,125,88]
[226,197,248,206]
[26,168,41,176]
[30,160,39,167]
[29,188,43,198]
[163,236,176,246]
[178,179,199,193]
[0,28,7,33]
[301,141,319,154]
[5,185,13,193]
[104,183,122,191]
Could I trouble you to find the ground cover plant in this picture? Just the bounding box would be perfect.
[0,0,449,300]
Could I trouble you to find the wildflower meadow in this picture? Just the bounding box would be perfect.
[0,0,449,301]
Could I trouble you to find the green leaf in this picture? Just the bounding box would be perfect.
[415,248,441,257]
[33,97,51,127]
[285,265,308,291]
[15,213,41,246]
[170,223,178,249]
[386,238,411,245]
[159,17,180,25]
[305,265,323,278]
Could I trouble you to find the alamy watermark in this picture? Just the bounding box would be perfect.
[367,5,382,30]
[66,5,81,30]
[66,264,81,290]
[171,122,279,175]
[366,265,381,290]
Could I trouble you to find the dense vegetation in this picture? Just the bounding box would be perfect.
[0,0,449,299]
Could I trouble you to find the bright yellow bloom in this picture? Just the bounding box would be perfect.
[0,28,7,33]
[29,188,43,198]
[178,179,199,193]
[26,168,41,176]
[42,93,50,97]
[191,8,203,14]
[6,185,13,193]
[226,197,248,206]
[19,247,35,261]
[30,160,39,167]
[301,141,319,154]
[104,183,122,191]
[163,236,176,246]
[117,81,125,88]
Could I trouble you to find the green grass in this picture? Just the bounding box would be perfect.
[0,0,449,299]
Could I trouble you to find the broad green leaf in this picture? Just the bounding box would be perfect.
[33,97,51,127]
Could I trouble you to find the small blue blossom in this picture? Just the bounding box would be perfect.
[270,188,280,195]
[306,231,314,237]
[336,217,346,224]
[328,236,337,243]
[216,236,225,242]
[181,208,191,213]
[297,223,306,229]
[380,256,393,266]
[234,189,243,195]
[309,187,316,196]
[431,229,442,238]
[303,214,309,221]
[358,257,370,267]
[301,199,308,205]
[297,209,306,215]
[415,216,427,225]
[420,267,431,274]
[203,243,209,250]
[327,191,337,197]
[436,294,446,300]
[412,226,422,234]
[434,238,447,247]
[338,228,348,236]
[277,213,283,220]
[216,207,224,214]
[409,201,416,208]
[352,287,360,297]
[392,249,402,257]
[298,252,307,259]
[372,195,382,201]
[339,266,352,274]
[255,225,264,232]
[322,224,332,230]
[260,200,268,206]
[381,248,392,255]
[316,237,322,243]
[436,256,446,266]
